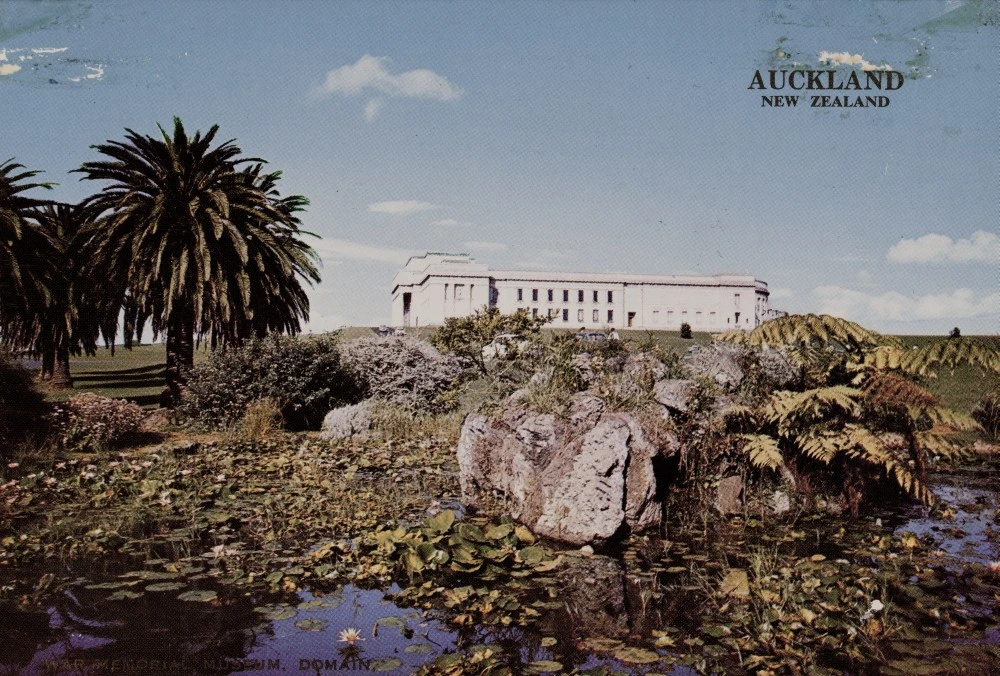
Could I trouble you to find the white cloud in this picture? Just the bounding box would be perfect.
[368,200,437,216]
[814,285,1000,322]
[302,310,350,334]
[0,64,21,76]
[770,287,792,299]
[431,218,461,226]
[31,47,68,55]
[364,98,383,122]
[818,51,892,71]
[464,241,507,252]
[887,230,1000,264]
[311,237,417,265]
[857,270,873,283]
[315,54,462,102]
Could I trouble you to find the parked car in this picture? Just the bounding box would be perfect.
[576,331,608,344]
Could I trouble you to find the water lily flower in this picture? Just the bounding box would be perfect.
[215,474,226,483]
[158,490,172,506]
[861,599,884,621]
[338,627,364,645]
[987,561,1000,572]
[54,462,65,470]
[7,463,18,469]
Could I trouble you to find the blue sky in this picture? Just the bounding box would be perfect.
[1,0,996,335]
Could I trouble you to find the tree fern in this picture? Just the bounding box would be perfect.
[738,434,784,470]
[718,313,895,352]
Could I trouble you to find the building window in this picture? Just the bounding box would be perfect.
[547,289,554,302]
[563,290,569,302]
[607,291,613,303]
[696,311,702,325]
[532,289,538,302]
[593,290,599,303]
[667,310,674,324]
[532,308,538,318]
[454,284,465,300]
[577,309,584,322]
[607,309,614,322]
[562,308,569,322]
[710,311,716,324]
[517,288,523,301]
[578,290,584,302]
[652,310,660,324]
[734,293,741,308]
[548,308,557,318]
[592,309,599,322]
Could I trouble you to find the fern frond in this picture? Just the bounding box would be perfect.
[841,425,934,505]
[764,386,862,435]
[795,430,841,464]
[920,406,982,432]
[719,314,895,352]
[723,404,758,432]
[917,432,969,462]
[739,434,785,470]
[894,338,1000,377]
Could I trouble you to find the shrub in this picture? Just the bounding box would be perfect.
[680,322,692,339]
[972,392,1000,439]
[341,335,461,414]
[238,398,282,442]
[180,334,358,430]
[49,393,145,452]
[0,353,49,449]
[431,307,549,382]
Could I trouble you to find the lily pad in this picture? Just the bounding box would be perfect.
[145,582,186,592]
[375,615,405,628]
[106,590,144,601]
[584,638,624,652]
[294,618,327,631]
[613,647,662,664]
[404,643,432,654]
[527,660,563,673]
[177,590,218,603]
[254,605,297,621]
[369,658,403,671]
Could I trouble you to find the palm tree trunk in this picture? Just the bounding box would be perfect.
[164,304,195,407]
[40,347,54,381]
[51,343,73,389]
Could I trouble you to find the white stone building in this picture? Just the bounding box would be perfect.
[391,252,775,331]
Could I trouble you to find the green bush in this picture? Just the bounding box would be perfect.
[680,322,692,339]
[0,352,49,449]
[972,392,1000,439]
[49,393,145,452]
[179,334,359,430]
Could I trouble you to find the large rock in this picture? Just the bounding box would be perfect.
[757,347,802,390]
[457,393,673,545]
[682,344,745,391]
[653,379,698,413]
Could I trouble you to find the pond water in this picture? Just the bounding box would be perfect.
[3,463,999,675]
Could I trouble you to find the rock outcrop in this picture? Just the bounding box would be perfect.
[682,343,745,391]
[457,393,676,545]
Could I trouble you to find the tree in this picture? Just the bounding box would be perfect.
[33,203,117,388]
[0,159,58,353]
[949,326,961,339]
[431,307,549,382]
[76,119,320,405]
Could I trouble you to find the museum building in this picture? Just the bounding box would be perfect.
[391,253,776,331]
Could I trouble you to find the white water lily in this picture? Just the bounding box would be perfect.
[861,599,884,621]
[338,627,364,645]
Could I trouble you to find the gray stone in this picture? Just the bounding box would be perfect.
[682,344,745,392]
[757,347,802,390]
[456,392,673,545]
[714,475,743,515]
[653,379,698,412]
[320,400,373,440]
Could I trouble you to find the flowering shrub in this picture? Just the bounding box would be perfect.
[49,393,145,452]
[341,335,462,413]
[180,334,359,430]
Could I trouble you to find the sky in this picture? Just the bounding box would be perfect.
[1,0,996,335]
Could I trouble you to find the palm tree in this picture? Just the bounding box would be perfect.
[33,203,118,388]
[0,159,58,353]
[76,118,320,405]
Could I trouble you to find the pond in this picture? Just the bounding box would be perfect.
[3,460,999,675]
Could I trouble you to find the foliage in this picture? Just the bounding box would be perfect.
[431,307,549,383]
[179,333,357,430]
[341,335,462,413]
[718,313,893,353]
[972,392,1000,438]
[76,118,320,403]
[949,327,961,339]
[48,393,145,452]
[237,397,282,442]
[0,352,49,449]
[680,322,692,339]
[858,337,1000,379]
[0,159,58,352]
